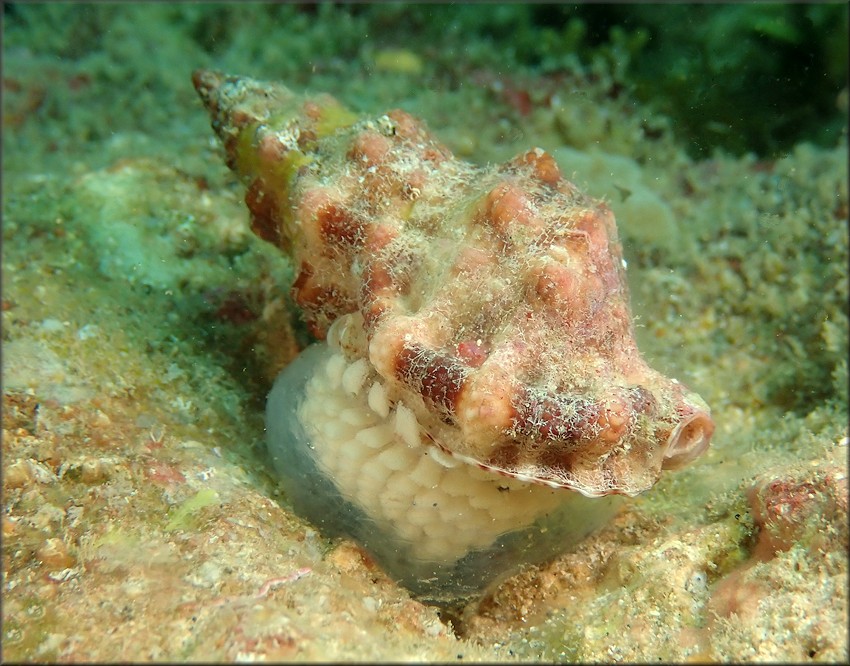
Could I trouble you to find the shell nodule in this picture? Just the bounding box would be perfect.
[194,70,714,601]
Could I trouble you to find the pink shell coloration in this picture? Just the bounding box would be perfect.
[193,70,713,499]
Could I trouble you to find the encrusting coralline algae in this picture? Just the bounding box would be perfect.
[193,69,714,602]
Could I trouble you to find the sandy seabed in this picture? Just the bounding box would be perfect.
[2,4,847,662]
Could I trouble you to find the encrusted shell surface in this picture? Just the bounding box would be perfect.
[194,69,713,498]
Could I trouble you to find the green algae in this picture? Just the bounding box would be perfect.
[164,488,220,532]
[6,4,845,162]
[93,526,144,551]
[232,120,264,179]
[314,101,360,137]
[2,597,58,662]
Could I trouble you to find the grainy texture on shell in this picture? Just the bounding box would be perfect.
[193,70,713,498]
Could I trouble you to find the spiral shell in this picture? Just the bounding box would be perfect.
[193,70,713,599]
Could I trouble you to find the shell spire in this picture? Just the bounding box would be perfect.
[193,69,714,499]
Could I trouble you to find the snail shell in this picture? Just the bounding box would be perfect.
[193,70,713,601]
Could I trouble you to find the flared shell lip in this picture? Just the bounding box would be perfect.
[425,403,714,499]
[427,435,648,499]
[661,408,714,471]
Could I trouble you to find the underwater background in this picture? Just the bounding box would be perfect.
[2,3,847,661]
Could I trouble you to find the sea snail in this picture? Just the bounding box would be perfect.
[193,70,714,603]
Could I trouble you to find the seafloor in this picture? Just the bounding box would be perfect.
[2,4,848,662]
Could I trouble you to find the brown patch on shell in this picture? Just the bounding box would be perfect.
[245,178,282,245]
[395,344,469,420]
[318,202,363,249]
